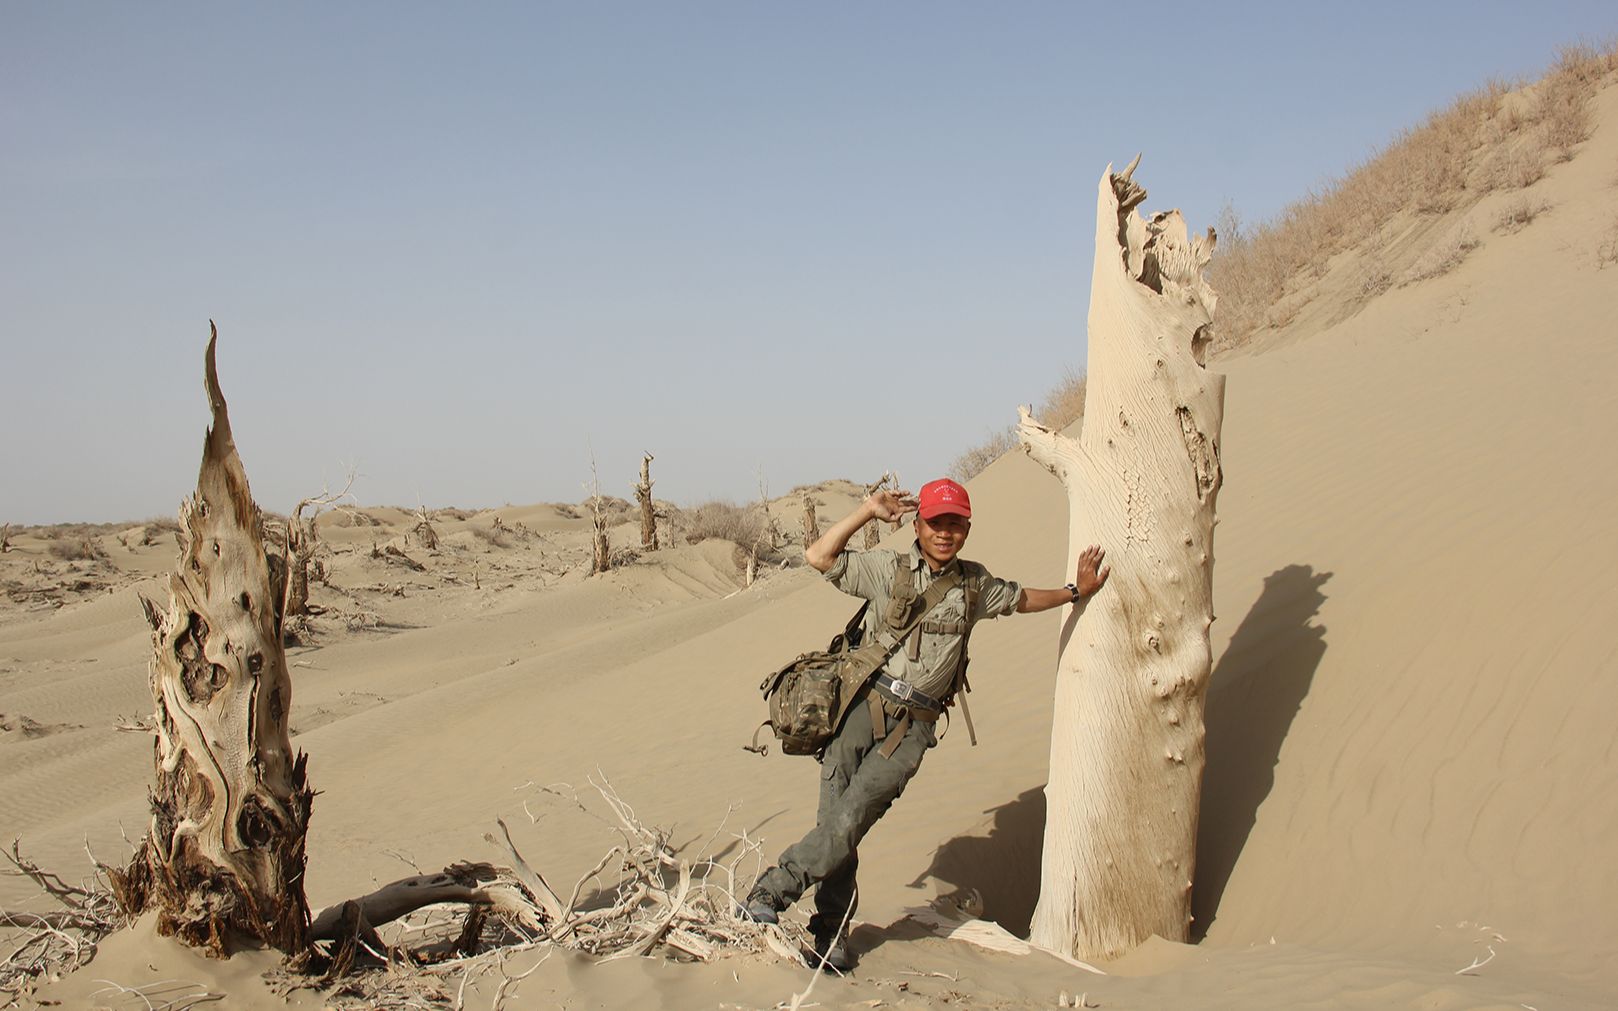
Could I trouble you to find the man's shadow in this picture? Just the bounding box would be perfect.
[907,564,1331,940]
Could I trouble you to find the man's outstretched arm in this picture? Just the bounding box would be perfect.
[804,489,914,573]
[1016,544,1110,613]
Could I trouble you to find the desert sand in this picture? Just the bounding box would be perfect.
[4,75,1618,1011]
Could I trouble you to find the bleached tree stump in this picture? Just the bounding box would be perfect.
[109,325,313,957]
[636,453,659,551]
[801,493,820,546]
[1019,159,1223,960]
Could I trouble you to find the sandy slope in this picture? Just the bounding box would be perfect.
[7,80,1618,1011]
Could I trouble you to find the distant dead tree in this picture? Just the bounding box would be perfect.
[108,324,313,957]
[861,472,897,548]
[636,453,658,551]
[755,470,783,552]
[587,451,611,574]
[801,494,820,546]
[1018,158,1224,961]
[413,504,439,550]
[279,470,355,620]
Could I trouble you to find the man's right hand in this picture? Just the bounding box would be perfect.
[867,489,916,522]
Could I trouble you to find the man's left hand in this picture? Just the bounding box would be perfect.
[1076,544,1110,598]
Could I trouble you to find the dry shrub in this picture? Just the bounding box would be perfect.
[683,501,770,549]
[950,371,1087,482]
[141,518,180,546]
[1357,265,1394,299]
[48,537,107,562]
[1402,224,1481,285]
[949,427,1018,483]
[1485,148,1548,190]
[1598,217,1618,269]
[1494,196,1550,234]
[1210,39,1617,350]
[1537,42,1618,158]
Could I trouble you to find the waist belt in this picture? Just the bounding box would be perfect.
[873,673,945,713]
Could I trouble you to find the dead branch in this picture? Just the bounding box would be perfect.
[1,843,123,1002]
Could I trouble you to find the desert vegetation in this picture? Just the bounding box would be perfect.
[949,42,1615,484]
[1210,41,1618,348]
[951,369,1088,482]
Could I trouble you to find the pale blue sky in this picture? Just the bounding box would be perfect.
[3,2,1613,523]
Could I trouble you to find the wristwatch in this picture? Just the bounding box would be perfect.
[1064,582,1081,603]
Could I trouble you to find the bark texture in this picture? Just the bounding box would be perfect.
[1019,160,1224,960]
[109,325,314,957]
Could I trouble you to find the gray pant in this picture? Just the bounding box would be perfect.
[755,689,937,934]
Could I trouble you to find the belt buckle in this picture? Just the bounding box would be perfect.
[889,677,915,703]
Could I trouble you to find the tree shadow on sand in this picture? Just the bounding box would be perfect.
[905,563,1331,941]
[1192,563,1330,937]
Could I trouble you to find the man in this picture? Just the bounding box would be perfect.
[743,477,1110,970]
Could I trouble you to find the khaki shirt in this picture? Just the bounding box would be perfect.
[824,541,1022,701]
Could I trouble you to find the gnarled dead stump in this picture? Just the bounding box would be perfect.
[109,324,313,957]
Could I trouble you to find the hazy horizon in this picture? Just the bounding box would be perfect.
[4,2,1615,524]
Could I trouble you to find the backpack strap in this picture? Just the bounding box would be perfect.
[947,563,984,747]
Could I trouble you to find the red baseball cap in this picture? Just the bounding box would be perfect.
[917,478,972,520]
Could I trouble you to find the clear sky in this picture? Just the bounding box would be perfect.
[4,2,1614,524]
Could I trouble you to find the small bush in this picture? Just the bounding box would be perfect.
[949,428,1017,483]
[683,501,770,549]
[1493,197,1549,234]
[1402,224,1481,285]
[949,371,1088,483]
[470,524,512,549]
[1597,217,1618,269]
[141,518,180,546]
[1485,148,1548,191]
[1357,265,1393,299]
[49,538,107,561]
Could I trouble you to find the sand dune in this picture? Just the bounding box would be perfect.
[5,77,1618,1011]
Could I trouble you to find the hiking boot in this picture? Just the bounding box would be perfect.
[737,886,781,925]
[811,929,855,972]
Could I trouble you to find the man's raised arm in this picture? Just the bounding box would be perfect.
[804,489,915,573]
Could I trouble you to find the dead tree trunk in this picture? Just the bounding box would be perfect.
[1018,159,1224,961]
[283,512,314,618]
[636,453,658,551]
[413,506,439,551]
[587,454,610,574]
[801,494,820,546]
[861,472,894,549]
[109,324,314,957]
